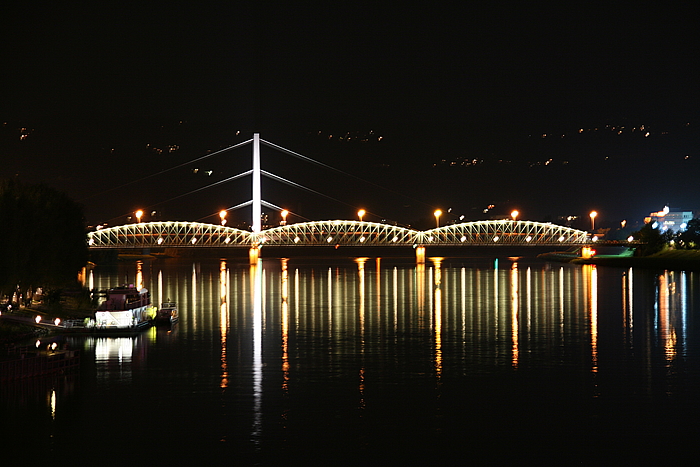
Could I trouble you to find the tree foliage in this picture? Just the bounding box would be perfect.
[677,218,700,249]
[0,179,88,296]
[631,222,672,256]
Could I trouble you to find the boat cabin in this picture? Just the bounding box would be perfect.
[98,285,150,311]
[95,285,154,329]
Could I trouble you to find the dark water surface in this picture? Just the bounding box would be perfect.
[3,256,700,464]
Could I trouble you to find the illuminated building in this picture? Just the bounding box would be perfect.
[645,206,694,231]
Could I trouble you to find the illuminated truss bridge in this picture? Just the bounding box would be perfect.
[87,220,590,249]
[89,134,592,254]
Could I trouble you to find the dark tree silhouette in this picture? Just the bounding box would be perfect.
[632,222,672,256]
[678,218,700,249]
[0,179,88,298]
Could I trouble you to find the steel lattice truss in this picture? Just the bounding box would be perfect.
[87,220,589,249]
[257,221,419,246]
[87,221,252,249]
[421,220,589,245]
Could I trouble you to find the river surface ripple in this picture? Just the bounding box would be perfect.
[3,256,700,464]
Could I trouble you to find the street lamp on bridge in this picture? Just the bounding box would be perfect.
[280,209,288,225]
[135,210,143,223]
[590,211,598,231]
[357,209,366,222]
[511,210,519,222]
[219,210,227,226]
[434,209,442,228]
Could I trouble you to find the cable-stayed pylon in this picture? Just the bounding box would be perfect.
[178,133,399,229]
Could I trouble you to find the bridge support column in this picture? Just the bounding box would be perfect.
[252,133,261,233]
[249,245,260,264]
[415,245,425,264]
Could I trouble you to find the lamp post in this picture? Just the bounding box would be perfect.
[135,210,143,223]
[357,209,366,223]
[434,209,442,228]
[511,210,519,222]
[280,209,288,225]
[219,210,227,226]
[590,211,598,231]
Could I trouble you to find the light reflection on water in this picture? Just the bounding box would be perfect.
[4,257,700,463]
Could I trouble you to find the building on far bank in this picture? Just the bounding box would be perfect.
[645,206,694,231]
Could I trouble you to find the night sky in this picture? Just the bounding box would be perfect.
[2,3,698,230]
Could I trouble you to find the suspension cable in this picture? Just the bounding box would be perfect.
[81,138,253,202]
[261,138,434,210]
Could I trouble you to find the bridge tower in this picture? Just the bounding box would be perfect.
[250,133,262,264]
[252,133,261,234]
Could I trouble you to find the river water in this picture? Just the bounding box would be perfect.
[3,256,700,464]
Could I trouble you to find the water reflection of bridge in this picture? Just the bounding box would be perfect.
[88,219,589,251]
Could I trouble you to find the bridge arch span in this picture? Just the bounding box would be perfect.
[87,220,589,249]
[87,221,252,249]
[256,220,420,246]
[421,220,588,245]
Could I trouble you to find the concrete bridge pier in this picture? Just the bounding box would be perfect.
[249,245,260,264]
[415,245,425,264]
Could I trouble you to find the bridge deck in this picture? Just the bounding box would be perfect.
[88,220,591,249]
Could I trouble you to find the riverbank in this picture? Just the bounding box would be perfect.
[1,301,93,345]
[541,249,700,271]
[0,344,80,381]
[0,318,48,345]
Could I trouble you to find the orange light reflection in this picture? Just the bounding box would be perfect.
[585,265,598,374]
[281,259,289,393]
[511,262,519,369]
[220,260,229,389]
[431,258,443,382]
